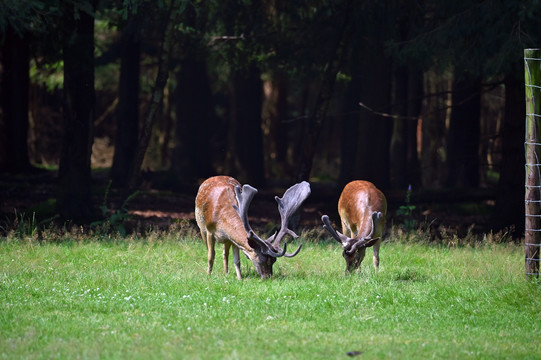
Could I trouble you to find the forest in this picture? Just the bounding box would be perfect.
[1,0,541,235]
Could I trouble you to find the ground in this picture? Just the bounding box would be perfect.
[0,169,497,238]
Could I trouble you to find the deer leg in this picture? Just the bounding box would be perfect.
[233,245,242,280]
[206,232,215,275]
[223,241,231,274]
[341,221,350,237]
[200,229,207,248]
[372,238,382,270]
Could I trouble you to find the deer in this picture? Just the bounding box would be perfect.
[321,180,387,274]
[195,176,311,279]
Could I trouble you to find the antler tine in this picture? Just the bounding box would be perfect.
[271,181,311,248]
[284,243,303,257]
[346,237,380,254]
[247,232,289,258]
[321,215,349,246]
[346,211,382,254]
[262,240,302,258]
[232,184,259,235]
[361,211,380,240]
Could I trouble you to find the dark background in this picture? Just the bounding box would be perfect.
[1,0,540,237]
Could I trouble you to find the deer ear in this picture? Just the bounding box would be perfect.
[248,235,288,257]
[247,236,262,252]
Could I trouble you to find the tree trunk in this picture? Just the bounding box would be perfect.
[406,68,423,187]
[390,67,409,190]
[262,2,289,179]
[355,34,393,189]
[492,74,525,233]
[0,26,31,173]
[338,47,361,189]
[57,1,96,222]
[421,70,449,188]
[126,0,183,194]
[296,1,352,182]
[492,69,526,234]
[390,0,423,189]
[228,65,265,187]
[446,73,481,188]
[172,57,216,180]
[171,3,215,181]
[110,13,140,188]
[262,74,289,178]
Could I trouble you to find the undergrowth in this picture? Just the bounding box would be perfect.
[1,207,520,251]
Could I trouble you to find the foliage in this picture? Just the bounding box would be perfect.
[387,0,541,78]
[0,205,59,240]
[0,234,539,359]
[0,211,38,240]
[90,181,139,236]
[0,0,60,35]
[29,60,64,93]
[396,185,417,232]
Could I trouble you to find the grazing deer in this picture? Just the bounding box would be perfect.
[321,180,387,273]
[195,176,311,279]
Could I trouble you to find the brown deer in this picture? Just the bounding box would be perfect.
[195,176,311,279]
[321,180,387,273]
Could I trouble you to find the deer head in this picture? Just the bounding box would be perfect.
[321,180,387,273]
[233,181,310,277]
[322,212,382,272]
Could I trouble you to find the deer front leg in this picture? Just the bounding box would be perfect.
[233,246,242,280]
[206,233,216,275]
[223,241,231,274]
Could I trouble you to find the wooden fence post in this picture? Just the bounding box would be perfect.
[524,48,541,279]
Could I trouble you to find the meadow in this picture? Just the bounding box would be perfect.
[1,226,540,359]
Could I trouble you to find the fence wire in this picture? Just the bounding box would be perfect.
[524,51,541,277]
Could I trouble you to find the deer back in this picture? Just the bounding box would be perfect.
[338,180,387,239]
[195,176,253,254]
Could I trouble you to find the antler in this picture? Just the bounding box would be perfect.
[322,211,382,254]
[322,215,349,245]
[233,184,258,234]
[233,182,310,258]
[270,181,311,256]
[345,212,382,254]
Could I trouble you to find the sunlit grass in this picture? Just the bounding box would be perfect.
[1,229,540,359]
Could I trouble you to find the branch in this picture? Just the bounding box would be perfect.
[207,34,245,46]
[358,101,418,120]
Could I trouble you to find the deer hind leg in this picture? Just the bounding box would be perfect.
[341,220,356,238]
[200,229,207,248]
[233,245,242,280]
[206,232,216,275]
[223,241,231,274]
[372,238,382,270]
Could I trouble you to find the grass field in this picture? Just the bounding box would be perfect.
[1,228,540,359]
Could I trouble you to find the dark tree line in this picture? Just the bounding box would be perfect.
[1,0,541,232]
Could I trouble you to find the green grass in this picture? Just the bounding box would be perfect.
[1,231,540,359]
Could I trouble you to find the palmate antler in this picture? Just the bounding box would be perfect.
[233,181,311,258]
[322,211,382,255]
[270,181,311,255]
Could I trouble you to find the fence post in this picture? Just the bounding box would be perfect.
[524,48,541,279]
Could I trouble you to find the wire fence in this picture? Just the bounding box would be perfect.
[524,49,541,279]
